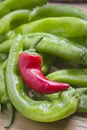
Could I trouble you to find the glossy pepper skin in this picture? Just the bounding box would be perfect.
[6,37,79,122]
[33,88,87,113]
[0,10,30,36]
[18,37,69,94]
[9,17,87,38]
[29,5,87,21]
[1,32,87,66]
[46,69,87,87]
[47,69,87,113]
[0,0,47,18]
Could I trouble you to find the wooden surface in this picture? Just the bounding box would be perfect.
[0,3,87,130]
[49,0,87,3]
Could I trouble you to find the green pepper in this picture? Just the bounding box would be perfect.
[0,0,47,18]
[33,88,87,113]
[6,36,79,122]
[0,53,8,66]
[76,88,87,113]
[46,68,87,87]
[0,60,8,104]
[29,5,87,21]
[40,52,56,75]
[6,17,87,39]
[1,32,87,66]
[0,10,30,36]
[77,94,87,113]
[0,60,14,128]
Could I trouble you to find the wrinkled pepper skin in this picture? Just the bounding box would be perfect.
[29,5,87,21]
[46,69,87,112]
[0,0,47,18]
[33,88,87,113]
[75,88,87,113]
[1,32,87,66]
[8,17,87,38]
[77,94,87,113]
[6,37,78,122]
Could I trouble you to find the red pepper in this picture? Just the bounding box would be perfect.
[18,37,70,94]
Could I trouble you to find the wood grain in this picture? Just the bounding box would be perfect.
[49,0,87,3]
[0,109,87,130]
[0,3,87,130]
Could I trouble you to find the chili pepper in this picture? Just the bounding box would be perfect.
[0,0,47,18]
[6,36,80,122]
[46,68,87,87]
[39,52,56,75]
[75,88,87,113]
[18,37,69,94]
[76,94,87,113]
[29,5,87,21]
[1,32,87,66]
[32,88,87,113]
[0,32,57,53]
[7,17,87,39]
[0,60,14,128]
[0,10,30,36]
[0,60,9,104]
[0,33,56,75]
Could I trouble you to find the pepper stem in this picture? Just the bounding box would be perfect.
[30,37,43,50]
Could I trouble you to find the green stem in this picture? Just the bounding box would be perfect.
[29,36,43,51]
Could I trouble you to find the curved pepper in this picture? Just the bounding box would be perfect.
[29,5,87,21]
[7,17,87,38]
[6,37,79,122]
[0,0,47,18]
[32,88,87,113]
[46,68,87,87]
[1,32,87,66]
[18,37,69,94]
[0,10,30,36]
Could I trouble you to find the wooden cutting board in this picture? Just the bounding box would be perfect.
[0,3,87,130]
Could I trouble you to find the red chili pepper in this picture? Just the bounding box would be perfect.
[18,37,70,94]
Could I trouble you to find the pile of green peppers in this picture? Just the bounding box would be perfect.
[0,0,87,128]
